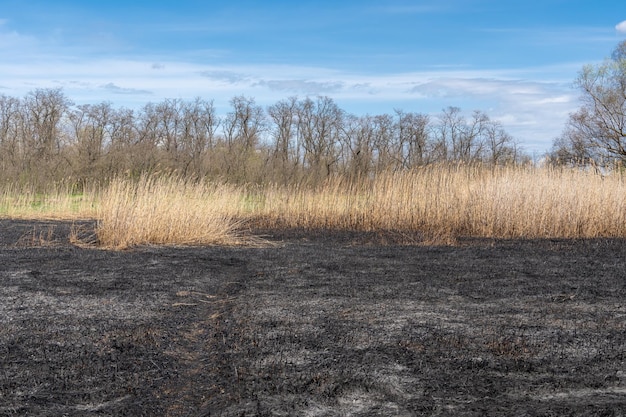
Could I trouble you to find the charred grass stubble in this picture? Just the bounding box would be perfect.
[2,165,626,247]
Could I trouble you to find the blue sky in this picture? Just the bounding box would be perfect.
[1,0,625,154]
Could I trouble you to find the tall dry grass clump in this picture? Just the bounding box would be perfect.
[253,165,626,240]
[96,175,247,249]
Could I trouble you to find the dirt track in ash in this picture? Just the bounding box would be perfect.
[0,220,625,416]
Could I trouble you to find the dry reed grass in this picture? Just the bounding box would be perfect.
[252,165,626,240]
[95,175,247,249]
[2,165,625,247]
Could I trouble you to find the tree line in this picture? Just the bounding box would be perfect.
[0,89,524,188]
[3,41,626,188]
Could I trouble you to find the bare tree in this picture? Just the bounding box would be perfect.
[340,114,375,177]
[12,88,74,184]
[484,119,519,165]
[267,97,299,183]
[395,110,430,168]
[0,94,21,178]
[22,88,72,161]
[434,107,508,164]
[67,102,115,174]
[555,41,626,163]
[178,98,218,176]
[223,96,265,152]
[296,96,344,181]
[435,107,464,161]
[154,98,184,156]
[219,96,266,181]
[550,112,599,166]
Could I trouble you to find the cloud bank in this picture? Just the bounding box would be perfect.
[617,21,626,34]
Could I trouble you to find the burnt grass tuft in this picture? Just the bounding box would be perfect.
[1,220,625,416]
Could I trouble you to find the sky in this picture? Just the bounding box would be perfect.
[1,0,625,155]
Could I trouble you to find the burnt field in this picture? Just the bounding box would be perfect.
[0,220,625,416]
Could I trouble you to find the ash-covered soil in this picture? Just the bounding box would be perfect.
[0,220,625,416]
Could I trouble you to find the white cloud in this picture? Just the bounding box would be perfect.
[101,82,153,95]
[255,79,345,94]
[200,70,249,84]
[617,21,626,34]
